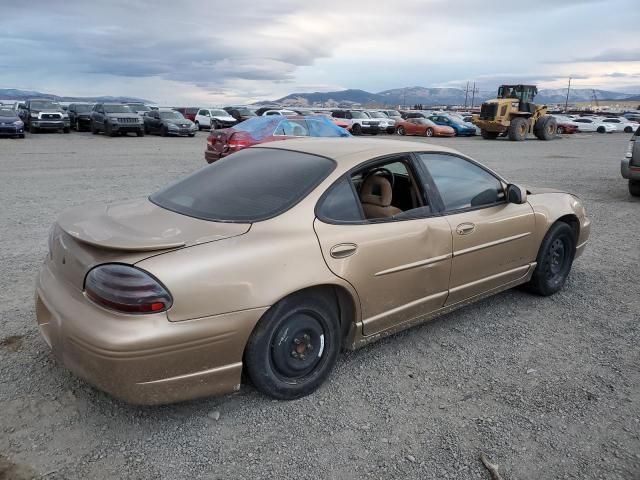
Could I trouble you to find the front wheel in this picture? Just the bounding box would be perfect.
[396,126,405,135]
[136,129,144,137]
[29,124,38,134]
[624,126,633,133]
[424,127,434,137]
[524,222,576,296]
[351,123,362,135]
[629,180,640,197]
[597,126,605,133]
[244,293,342,400]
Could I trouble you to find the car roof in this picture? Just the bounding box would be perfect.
[254,137,461,169]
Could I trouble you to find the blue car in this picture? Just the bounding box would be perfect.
[0,106,25,138]
[429,114,476,136]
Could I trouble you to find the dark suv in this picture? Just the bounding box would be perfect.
[25,99,70,134]
[90,103,144,136]
[68,103,94,131]
[622,126,640,197]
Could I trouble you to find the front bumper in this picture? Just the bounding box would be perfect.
[0,124,24,136]
[32,120,69,129]
[112,124,143,132]
[35,260,267,405]
[621,158,640,181]
[167,127,196,136]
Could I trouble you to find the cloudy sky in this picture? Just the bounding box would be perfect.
[1,0,639,104]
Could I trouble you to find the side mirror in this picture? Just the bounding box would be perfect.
[506,184,527,204]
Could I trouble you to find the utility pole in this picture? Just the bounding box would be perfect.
[464,81,469,109]
[470,82,479,108]
[564,77,571,113]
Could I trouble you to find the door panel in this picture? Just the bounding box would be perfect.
[313,217,452,336]
[444,202,537,305]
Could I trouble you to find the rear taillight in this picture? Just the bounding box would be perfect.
[85,264,172,314]
[227,133,250,150]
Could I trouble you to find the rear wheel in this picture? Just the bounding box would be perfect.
[597,126,605,133]
[508,117,528,141]
[244,293,342,400]
[29,123,38,134]
[624,126,633,133]
[481,130,499,139]
[105,123,115,137]
[91,122,98,134]
[424,127,434,137]
[161,126,168,137]
[629,180,640,197]
[524,222,575,296]
[396,126,405,135]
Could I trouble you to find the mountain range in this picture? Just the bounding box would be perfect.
[267,86,640,108]
[0,88,151,104]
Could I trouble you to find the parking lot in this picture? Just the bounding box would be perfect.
[0,131,638,479]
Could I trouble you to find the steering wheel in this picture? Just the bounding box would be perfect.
[363,167,395,189]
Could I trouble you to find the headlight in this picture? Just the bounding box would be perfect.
[13,120,23,126]
[62,113,69,119]
[137,118,144,123]
[30,113,38,118]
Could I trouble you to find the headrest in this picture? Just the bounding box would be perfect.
[360,175,392,207]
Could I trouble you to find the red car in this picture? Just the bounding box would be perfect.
[173,107,199,122]
[556,122,578,134]
[205,115,351,163]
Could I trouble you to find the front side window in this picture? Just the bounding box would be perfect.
[151,148,335,222]
[419,153,504,211]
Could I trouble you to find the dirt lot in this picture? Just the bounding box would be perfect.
[0,130,638,480]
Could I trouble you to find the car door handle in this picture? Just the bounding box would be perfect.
[330,243,358,259]
[456,223,476,235]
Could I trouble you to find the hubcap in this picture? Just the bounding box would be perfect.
[271,313,325,379]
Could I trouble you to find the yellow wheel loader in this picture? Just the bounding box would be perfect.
[472,85,557,141]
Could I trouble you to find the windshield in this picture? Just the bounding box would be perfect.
[386,110,401,117]
[104,105,133,113]
[0,108,16,116]
[30,101,61,110]
[159,111,184,119]
[350,111,367,119]
[127,104,151,112]
[367,112,385,118]
[211,109,228,116]
[150,148,335,222]
[74,104,92,113]
[233,116,350,140]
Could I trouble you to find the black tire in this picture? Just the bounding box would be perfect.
[370,130,378,135]
[105,122,115,137]
[481,130,499,139]
[161,126,168,137]
[508,117,528,141]
[534,116,557,140]
[91,121,99,134]
[624,126,633,133]
[136,129,144,137]
[244,292,342,400]
[18,134,25,139]
[597,126,605,133]
[424,127,434,137]
[396,126,405,135]
[211,121,219,130]
[29,123,38,134]
[63,127,70,134]
[524,222,576,296]
[351,123,362,135]
[629,181,640,197]
[188,133,195,137]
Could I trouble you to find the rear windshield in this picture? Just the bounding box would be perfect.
[150,148,335,222]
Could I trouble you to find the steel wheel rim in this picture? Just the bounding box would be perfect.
[547,238,567,279]
[270,312,326,380]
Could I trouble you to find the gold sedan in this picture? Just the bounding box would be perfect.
[35,138,590,404]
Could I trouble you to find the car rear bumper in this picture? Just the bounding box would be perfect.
[621,158,640,181]
[35,260,267,405]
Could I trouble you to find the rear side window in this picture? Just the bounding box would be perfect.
[317,177,363,222]
[150,149,335,222]
[419,153,504,211]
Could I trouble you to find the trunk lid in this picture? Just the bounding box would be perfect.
[50,198,250,290]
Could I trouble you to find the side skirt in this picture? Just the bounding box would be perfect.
[347,262,536,350]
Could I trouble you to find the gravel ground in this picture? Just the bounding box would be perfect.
[0,130,638,480]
